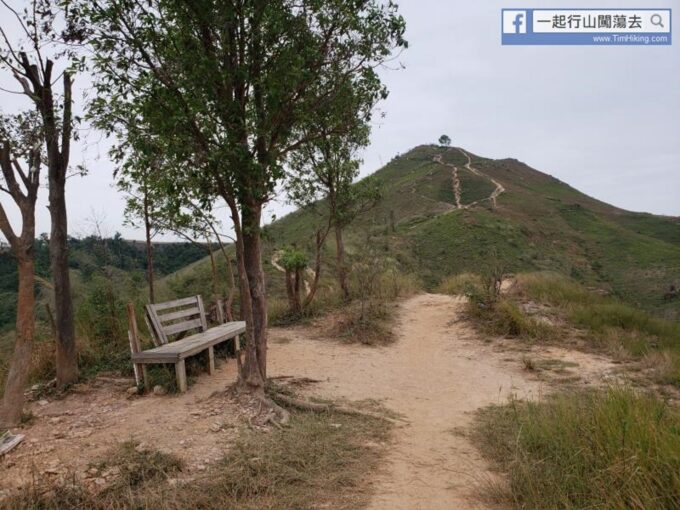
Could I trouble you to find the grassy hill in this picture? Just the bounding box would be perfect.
[164,144,680,321]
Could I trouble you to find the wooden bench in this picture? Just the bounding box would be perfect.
[127,296,245,393]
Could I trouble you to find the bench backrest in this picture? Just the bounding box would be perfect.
[145,295,208,345]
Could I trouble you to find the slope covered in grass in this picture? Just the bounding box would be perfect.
[165,144,679,320]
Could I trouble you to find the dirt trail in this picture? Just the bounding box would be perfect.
[2,293,619,507]
[458,149,505,209]
[433,149,505,210]
[433,154,462,209]
[269,293,617,509]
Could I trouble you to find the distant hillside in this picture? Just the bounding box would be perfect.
[164,144,680,321]
[0,236,207,331]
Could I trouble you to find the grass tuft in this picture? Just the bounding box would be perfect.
[472,388,680,509]
[95,440,184,490]
[515,272,680,386]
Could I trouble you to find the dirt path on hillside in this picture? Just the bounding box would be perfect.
[268,293,618,509]
[2,293,620,507]
[458,149,505,209]
[433,149,505,210]
[433,154,462,209]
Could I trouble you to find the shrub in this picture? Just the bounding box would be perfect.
[436,273,483,296]
[468,298,556,341]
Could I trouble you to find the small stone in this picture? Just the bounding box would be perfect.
[37,399,49,407]
[86,467,99,477]
[102,466,120,478]
[209,423,222,433]
[44,465,61,475]
[126,386,139,396]
[94,478,107,486]
[153,385,167,396]
[73,428,93,438]
[134,442,149,453]
[49,417,62,425]
[196,464,206,471]
[330,423,342,429]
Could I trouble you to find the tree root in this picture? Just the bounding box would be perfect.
[269,391,402,424]
[227,382,291,427]
[253,393,291,427]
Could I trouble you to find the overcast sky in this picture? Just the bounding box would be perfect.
[1,0,678,242]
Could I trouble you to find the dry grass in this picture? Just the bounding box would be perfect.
[320,269,420,346]
[436,272,483,296]
[471,387,680,509]
[468,298,558,342]
[327,305,396,346]
[2,407,391,510]
[515,272,680,386]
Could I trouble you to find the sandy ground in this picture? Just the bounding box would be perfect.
[1,293,620,507]
[269,293,618,509]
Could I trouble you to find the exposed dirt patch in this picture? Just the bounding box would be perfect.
[0,364,248,492]
[268,294,618,509]
[1,293,620,508]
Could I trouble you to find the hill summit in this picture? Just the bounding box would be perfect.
[263,144,680,318]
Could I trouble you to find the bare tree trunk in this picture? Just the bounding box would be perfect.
[143,190,155,303]
[335,225,350,300]
[223,194,264,392]
[0,139,41,426]
[30,68,78,388]
[241,203,268,382]
[284,269,297,314]
[0,255,35,427]
[206,236,218,299]
[49,171,78,387]
[208,222,236,321]
[302,223,330,309]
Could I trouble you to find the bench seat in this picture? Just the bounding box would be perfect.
[131,321,246,364]
[127,295,245,393]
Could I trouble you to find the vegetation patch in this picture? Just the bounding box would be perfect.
[327,301,397,346]
[515,272,680,386]
[471,388,680,509]
[468,299,557,341]
[4,408,391,510]
[95,440,184,490]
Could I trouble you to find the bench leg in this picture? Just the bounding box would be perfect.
[175,360,188,393]
[234,334,240,352]
[141,365,149,391]
[207,346,216,375]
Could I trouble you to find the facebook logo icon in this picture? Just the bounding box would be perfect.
[503,10,527,34]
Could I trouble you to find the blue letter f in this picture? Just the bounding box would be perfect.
[513,13,524,33]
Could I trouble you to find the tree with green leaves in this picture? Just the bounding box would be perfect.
[78,0,406,397]
[287,119,381,300]
[279,248,309,315]
[115,139,238,316]
[0,0,82,387]
[438,134,451,147]
[0,112,42,426]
